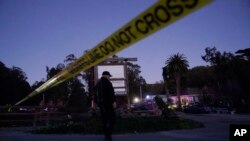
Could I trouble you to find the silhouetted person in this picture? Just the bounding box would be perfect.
[93,71,116,141]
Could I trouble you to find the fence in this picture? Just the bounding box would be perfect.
[0,106,66,127]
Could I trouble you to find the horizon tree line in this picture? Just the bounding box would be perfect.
[1,47,249,113]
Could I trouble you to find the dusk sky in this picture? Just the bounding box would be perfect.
[1,0,250,85]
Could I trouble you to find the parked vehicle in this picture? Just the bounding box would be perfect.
[130,100,160,116]
[183,102,211,114]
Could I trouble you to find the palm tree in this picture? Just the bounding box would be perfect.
[164,53,189,109]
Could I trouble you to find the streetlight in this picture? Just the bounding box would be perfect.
[133,97,140,103]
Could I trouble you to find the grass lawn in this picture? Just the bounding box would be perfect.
[31,115,204,134]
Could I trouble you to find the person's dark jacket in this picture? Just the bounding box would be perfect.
[94,77,115,108]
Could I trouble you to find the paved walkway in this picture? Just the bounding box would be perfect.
[1,112,250,141]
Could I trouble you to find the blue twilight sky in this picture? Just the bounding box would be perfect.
[0,0,250,85]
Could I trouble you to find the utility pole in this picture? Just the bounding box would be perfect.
[140,83,143,101]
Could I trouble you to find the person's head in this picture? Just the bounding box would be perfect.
[102,71,112,79]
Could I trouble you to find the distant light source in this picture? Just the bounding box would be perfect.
[146,95,150,99]
[133,97,140,103]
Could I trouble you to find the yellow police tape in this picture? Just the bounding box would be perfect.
[15,0,213,105]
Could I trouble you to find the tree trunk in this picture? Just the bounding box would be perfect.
[164,79,169,104]
[176,74,181,110]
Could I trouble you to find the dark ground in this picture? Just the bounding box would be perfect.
[1,112,250,141]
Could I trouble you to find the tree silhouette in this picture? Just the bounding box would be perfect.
[127,62,146,100]
[202,47,250,112]
[0,61,31,105]
[164,53,189,109]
